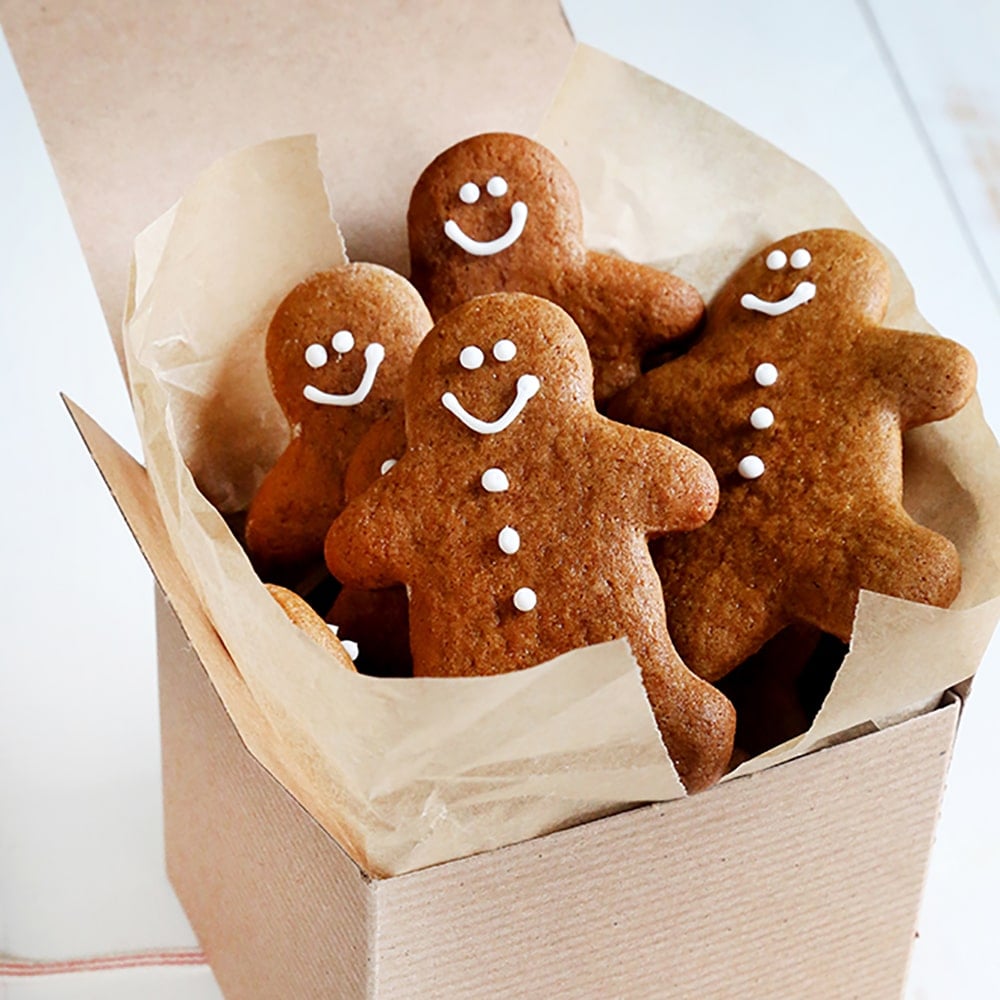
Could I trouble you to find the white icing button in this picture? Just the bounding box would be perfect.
[493,338,516,362]
[766,250,787,270]
[331,329,355,354]
[790,248,812,269]
[498,525,520,554]
[304,343,328,368]
[754,362,779,387]
[459,181,480,204]
[459,345,485,370]
[379,459,397,475]
[750,406,774,430]
[513,587,537,612]
[738,455,765,480]
[486,175,508,197]
[481,467,510,493]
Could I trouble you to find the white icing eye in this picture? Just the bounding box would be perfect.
[754,362,779,387]
[304,343,328,368]
[790,248,812,269]
[459,345,485,370]
[331,329,355,354]
[513,587,537,612]
[486,175,508,197]
[379,459,397,475]
[459,181,480,204]
[766,250,787,270]
[493,339,516,362]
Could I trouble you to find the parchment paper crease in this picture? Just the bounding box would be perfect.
[123,48,1000,877]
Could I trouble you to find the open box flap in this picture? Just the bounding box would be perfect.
[0,0,576,367]
[61,396,278,757]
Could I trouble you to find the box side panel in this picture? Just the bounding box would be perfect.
[375,704,958,1000]
[157,589,374,1000]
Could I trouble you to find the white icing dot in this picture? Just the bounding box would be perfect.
[486,175,508,197]
[498,525,520,554]
[379,458,397,475]
[766,250,787,270]
[493,338,516,362]
[481,467,509,493]
[790,248,812,269]
[459,181,480,204]
[513,587,537,612]
[459,345,485,370]
[342,639,359,660]
[331,329,355,354]
[738,455,765,479]
[304,343,328,368]
[750,406,774,430]
[754,362,779,387]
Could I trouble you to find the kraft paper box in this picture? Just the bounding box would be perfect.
[5,2,1000,997]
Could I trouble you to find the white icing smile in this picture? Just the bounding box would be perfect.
[441,373,540,434]
[443,201,529,257]
[303,342,385,406]
[741,281,816,317]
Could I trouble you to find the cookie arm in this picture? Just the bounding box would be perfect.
[324,467,415,589]
[874,329,977,429]
[604,356,694,437]
[599,420,719,534]
[582,252,705,347]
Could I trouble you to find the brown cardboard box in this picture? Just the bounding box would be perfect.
[5,2,997,996]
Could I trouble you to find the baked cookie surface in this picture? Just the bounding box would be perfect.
[326,292,735,791]
[609,229,977,681]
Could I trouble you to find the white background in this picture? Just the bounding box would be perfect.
[1,1,998,997]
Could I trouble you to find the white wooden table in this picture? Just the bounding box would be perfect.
[1,2,997,997]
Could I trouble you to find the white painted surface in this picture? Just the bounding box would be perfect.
[1,1,998,996]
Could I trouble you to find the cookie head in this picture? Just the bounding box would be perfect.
[266,263,429,427]
[408,133,584,290]
[404,293,593,449]
[722,229,891,330]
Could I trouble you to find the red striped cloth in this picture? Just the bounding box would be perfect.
[0,949,207,978]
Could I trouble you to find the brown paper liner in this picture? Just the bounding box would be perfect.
[122,49,1000,877]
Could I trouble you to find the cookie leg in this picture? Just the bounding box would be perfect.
[790,515,961,641]
[655,538,789,682]
[641,649,736,793]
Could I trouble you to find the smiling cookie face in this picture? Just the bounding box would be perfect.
[408,133,584,307]
[718,229,891,332]
[404,292,592,450]
[267,264,428,428]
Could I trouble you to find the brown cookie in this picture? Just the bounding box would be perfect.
[608,229,977,681]
[245,264,431,584]
[325,292,735,792]
[265,584,358,669]
[408,133,705,405]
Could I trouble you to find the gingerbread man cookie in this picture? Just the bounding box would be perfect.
[408,133,705,405]
[245,264,431,584]
[325,292,736,791]
[608,229,977,681]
